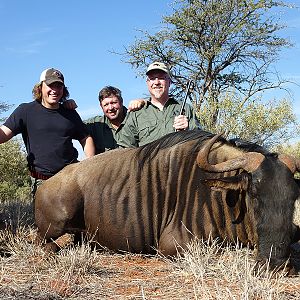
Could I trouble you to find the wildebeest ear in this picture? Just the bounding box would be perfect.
[278,154,297,173]
[201,173,250,190]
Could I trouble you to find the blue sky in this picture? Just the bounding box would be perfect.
[0,0,172,118]
[0,1,300,142]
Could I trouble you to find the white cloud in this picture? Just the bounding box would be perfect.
[5,41,46,55]
[3,27,52,56]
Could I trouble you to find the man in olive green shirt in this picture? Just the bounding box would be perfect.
[118,62,201,148]
[85,86,144,154]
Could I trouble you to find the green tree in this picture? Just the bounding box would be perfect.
[0,101,12,122]
[0,140,31,203]
[0,102,31,202]
[123,0,298,147]
[198,89,299,148]
[272,141,300,158]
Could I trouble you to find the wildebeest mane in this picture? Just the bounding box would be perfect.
[135,129,276,168]
[135,129,216,166]
[228,138,272,156]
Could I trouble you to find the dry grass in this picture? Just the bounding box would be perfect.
[0,200,300,299]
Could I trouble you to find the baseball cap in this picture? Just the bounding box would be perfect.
[146,61,171,77]
[39,68,64,85]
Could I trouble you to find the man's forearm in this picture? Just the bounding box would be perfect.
[0,125,14,144]
[81,136,95,158]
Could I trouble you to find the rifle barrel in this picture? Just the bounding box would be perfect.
[179,80,193,115]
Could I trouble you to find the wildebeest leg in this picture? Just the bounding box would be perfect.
[36,204,84,252]
[35,176,84,252]
[158,224,192,256]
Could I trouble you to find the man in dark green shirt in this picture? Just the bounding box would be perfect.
[118,61,201,148]
[85,86,144,154]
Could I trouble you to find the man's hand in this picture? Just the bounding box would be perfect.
[63,99,78,110]
[128,99,146,112]
[173,115,188,131]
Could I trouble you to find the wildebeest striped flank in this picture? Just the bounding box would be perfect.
[35,129,300,273]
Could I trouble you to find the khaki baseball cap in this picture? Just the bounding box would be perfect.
[146,61,171,77]
[40,68,64,85]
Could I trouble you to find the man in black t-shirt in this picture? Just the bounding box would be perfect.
[0,68,95,195]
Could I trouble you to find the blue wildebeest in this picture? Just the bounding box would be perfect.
[35,130,300,273]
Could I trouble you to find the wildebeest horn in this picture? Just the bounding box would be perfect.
[278,154,300,174]
[197,133,265,173]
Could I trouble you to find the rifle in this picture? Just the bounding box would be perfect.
[179,80,193,115]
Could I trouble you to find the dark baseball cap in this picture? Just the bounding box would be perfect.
[39,68,64,85]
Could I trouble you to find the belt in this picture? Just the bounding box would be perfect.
[30,170,52,180]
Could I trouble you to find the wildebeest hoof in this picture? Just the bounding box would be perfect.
[53,233,74,249]
[286,266,298,276]
[42,233,75,253]
[43,242,60,253]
